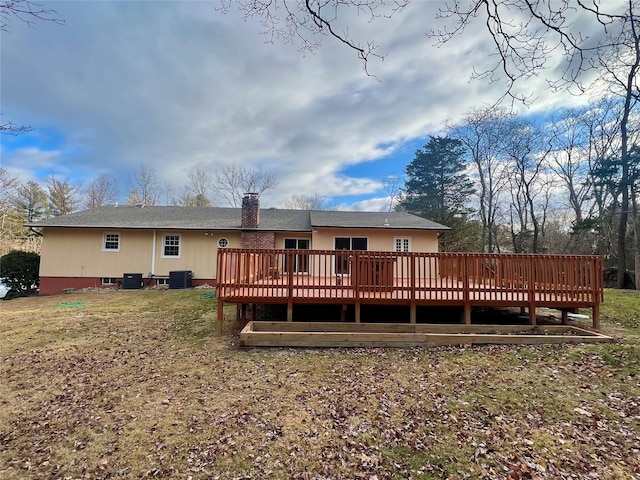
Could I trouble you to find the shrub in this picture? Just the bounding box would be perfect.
[0,250,40,295]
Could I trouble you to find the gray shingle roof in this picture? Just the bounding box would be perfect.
[27,206,448,231]
[309,210,448,230]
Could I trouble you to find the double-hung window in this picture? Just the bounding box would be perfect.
[103,232,120,252]
[163,234,181,258]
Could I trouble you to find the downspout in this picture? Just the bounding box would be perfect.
[151,230,157,275]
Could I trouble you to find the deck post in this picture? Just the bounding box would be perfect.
[561,309,568,325]
[592,304,600,330]
[463,303,471,325]
[355,302,361,323]
[410,301,416,324]
[462,255,470,324]
[216,299,224,336]
[287,252,294,322]
[528,256,536,326]
[287,300,293,322]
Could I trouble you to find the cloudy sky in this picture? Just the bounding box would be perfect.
[1,0,600,210]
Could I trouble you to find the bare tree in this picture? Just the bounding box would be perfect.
[1,0,63,31]
[129,164,159,206]
[218,0,408,75]
[85,172,120,208]
[0,167,19,242]
[0,120,32,135]
[380,174,403,212]
[186,168,213,206]
[503,120,553,253]
[0,167,18,204]
[282,193,333,210]
[214,163,278,207]
[430,1,632,103]
[545,108,593,236]
[450,107,512,252]
[595,2,640,288]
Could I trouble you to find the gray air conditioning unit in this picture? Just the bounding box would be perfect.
[122,273,143,290]
[169,270,192,289]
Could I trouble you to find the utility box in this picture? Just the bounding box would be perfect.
[169,270,192,289]
[122,273,143,290]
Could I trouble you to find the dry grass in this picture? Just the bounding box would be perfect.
[1,289,639,479]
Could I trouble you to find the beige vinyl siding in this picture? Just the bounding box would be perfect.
[311,228,439,253]
[39,228,153,277]
[40,227,242,279]
[153,230,238,277]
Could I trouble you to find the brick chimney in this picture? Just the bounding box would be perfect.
[241,193,260,229]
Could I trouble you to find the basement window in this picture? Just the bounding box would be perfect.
[103,232,120,252]
[156,278,169,286]
[102,277,118,285]
[162,234,181,258]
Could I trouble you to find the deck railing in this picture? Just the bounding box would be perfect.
[217,249,603,308]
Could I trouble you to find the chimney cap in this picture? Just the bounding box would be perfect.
[243,192,259,198]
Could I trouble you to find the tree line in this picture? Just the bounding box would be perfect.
[0,163,280,255]
[398,97,639,288]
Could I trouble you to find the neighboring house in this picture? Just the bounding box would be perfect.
[28,194,449,295]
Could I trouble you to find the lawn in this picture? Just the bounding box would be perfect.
[1,289,639,479]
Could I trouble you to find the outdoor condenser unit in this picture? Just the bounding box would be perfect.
[169,270,192,289]
[122,273,143,290]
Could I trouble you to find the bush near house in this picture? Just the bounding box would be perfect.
[0,250,40,295]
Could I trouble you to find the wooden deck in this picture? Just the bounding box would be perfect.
[215,249,604,345]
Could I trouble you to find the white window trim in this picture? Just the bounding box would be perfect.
[162,233,181,258]
[394,237,411,252]
[102,232,121,252]
[101,277,118,285]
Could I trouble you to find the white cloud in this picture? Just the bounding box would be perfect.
[0,0,611,209]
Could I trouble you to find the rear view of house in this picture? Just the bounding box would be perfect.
[29,194,448,295]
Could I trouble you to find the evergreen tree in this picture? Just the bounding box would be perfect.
[402,136,474,223]
[12,180,48,223]
[47,176,81,216]
[401,136,477,251]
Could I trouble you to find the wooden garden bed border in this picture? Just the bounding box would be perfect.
[239,321,613,347]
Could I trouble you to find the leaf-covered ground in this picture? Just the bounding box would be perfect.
[1,290,639,479]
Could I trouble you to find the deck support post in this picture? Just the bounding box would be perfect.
[410,302,416,324]
[463,303,471,325]
[341,304,347,322]
[592,304,600,330]
[237,304,244,325]
[529,305,537,326]
[216,299,224,336]
[287,300,293,322]
[355,302,361,323]
[561,309,568,325]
